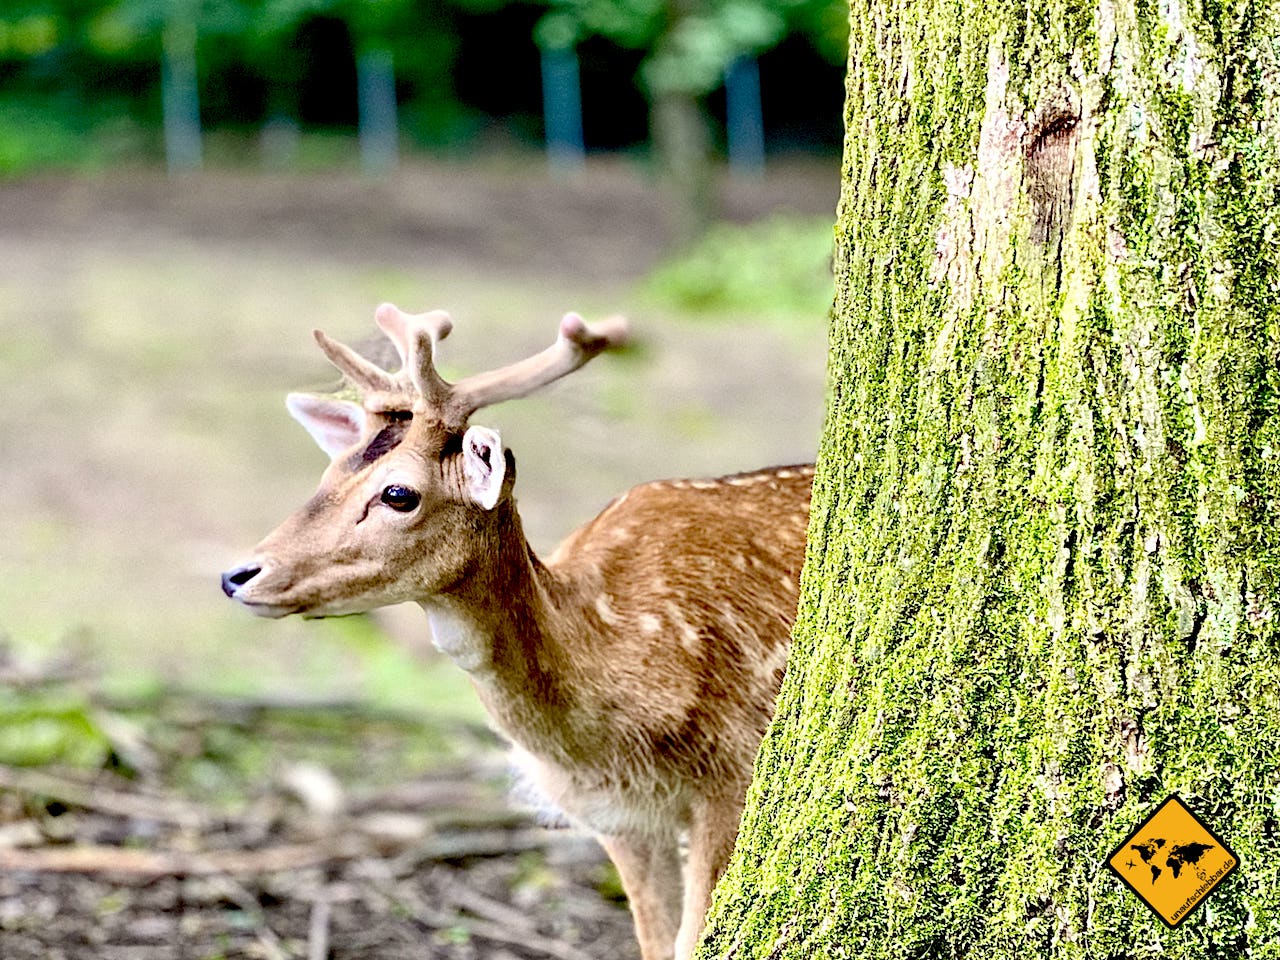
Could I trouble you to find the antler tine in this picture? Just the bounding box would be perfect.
[313,329,398,393]
[374,303,454,404]
[446,312,629,425]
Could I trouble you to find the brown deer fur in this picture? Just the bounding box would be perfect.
[222,305,812,960]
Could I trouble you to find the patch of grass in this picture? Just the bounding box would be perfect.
[0,691,112,768]
[0,98,94,176]
[320,615,488,723]
[643,215,836,322]
[0,95,152,176]
[154,697,478,804]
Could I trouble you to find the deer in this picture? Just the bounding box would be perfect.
[221,303,814,960]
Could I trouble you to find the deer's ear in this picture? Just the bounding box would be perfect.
[462,425,506,510]
[286,394,366,460]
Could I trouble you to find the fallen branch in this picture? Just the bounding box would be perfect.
[445,878,540,933]
[0,765,208,829]
[397,827,570,867]
[373,879,598,960]
[308,892,332,960]
[347,768,507,813]
[0,839,361,878]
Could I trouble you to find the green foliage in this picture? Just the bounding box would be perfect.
[0,12,61,56]
[0,99,93,174]
[643,215,834,318]
[104,0,254,40]
[0,0,843,175]
[399,100,489,150]
[0,94,151,175]
[0,692,113,768]
[537,0,847,97]
[642,0,786,96]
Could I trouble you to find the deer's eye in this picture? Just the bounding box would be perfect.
[380,485,421,512]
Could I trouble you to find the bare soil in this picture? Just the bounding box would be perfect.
[0,696,637,960]
[3,156,835,284]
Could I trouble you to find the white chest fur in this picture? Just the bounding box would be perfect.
[507,744,685,839]
[420,600,492,674]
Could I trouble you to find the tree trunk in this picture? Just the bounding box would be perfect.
[698,0,1280,955]
[649,0,716,244]
[652,86,714,245]
[161,18,202,173]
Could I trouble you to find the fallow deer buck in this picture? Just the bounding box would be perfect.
[222,303,813,960]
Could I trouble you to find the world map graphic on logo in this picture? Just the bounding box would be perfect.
[1127,837,1217,884]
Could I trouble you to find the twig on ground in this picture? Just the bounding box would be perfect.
[445,878,540,934]
[308,892,332,960]
[206,873,292,960]
[0,839,362,877]
[371,879,598,960]
[0,823,586,879]
[347,768,507,814]
[393,828,571,871]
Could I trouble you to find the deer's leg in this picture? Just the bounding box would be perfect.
[673,793,742,960]
[598,832,683,960]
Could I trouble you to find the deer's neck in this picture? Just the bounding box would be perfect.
[419,502,589,754]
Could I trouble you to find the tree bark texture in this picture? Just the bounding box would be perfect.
[698,0,1280,956]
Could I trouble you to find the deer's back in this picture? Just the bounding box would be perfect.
[541,464,814,789]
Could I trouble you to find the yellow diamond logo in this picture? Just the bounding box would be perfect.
[1107,794,1239,928]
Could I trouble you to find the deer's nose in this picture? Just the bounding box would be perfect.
[221,563,262,597]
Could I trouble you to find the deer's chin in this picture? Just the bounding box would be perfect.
[239,600,305,619]
[240,593,360,619]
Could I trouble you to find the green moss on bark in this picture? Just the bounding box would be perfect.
[696,0,1280,956]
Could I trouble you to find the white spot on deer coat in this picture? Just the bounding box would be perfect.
[595,594,622,626]
[663,601,701,655]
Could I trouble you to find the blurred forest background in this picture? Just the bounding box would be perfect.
[0,0,846,206]
[0,1,839,955]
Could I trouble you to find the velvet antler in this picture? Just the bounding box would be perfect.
[313,303,628,428]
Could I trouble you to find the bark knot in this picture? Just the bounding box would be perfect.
[1026,106,1081,245]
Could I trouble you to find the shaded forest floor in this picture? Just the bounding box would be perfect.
[0,677,635,960]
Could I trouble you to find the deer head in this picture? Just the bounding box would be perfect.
[221,303,627,618]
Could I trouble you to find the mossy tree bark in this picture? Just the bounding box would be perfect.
[697,0,1280,956]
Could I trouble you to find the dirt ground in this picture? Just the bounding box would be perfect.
[0,699,640,960]
[0,155,836,958]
